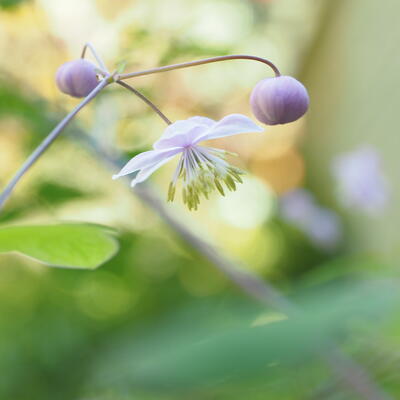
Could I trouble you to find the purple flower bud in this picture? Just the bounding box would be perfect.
[250,76,309,125]
[56,59,99,98]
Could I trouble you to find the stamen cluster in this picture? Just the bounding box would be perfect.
[168,146,244,211]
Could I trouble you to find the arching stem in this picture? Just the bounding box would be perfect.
[117,54,281,81]
[81,42,109,74]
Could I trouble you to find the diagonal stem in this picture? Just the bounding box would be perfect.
[134,184,392,400]
[0,77,110,211]
[80,131,392,400]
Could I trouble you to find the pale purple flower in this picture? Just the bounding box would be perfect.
[113,114,263,210]
[332,146,388,215]
[280,189,342,251]
[280,189,316,229]
[304,207,342,251]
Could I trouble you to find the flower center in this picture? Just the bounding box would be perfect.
[168,145,244,211]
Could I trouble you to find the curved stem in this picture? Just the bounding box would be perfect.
[116,81,172,125]
[0,77,110,210]
[117,54,281,81]
[81,42,109,74]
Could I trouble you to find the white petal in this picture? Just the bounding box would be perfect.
[112,147,182,179]
[153,117,215,150]
[193,114,263,143]
[130,155,175,187]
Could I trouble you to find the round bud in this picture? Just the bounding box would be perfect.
[250,76,309,125]
[56,59,99,98]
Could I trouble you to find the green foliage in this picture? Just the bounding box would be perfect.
[90,279,399,394]
[0,223,119,269]
[1,0,399,398]
[0,0,28,9]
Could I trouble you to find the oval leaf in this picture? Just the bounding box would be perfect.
[0,223,119,269]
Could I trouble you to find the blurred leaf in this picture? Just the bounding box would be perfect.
[0,82,54,145]
[0,0,28,9]
[37,182,91,205]
[91,278,399,392]
[116,60,127,74]
[0,223,119,269]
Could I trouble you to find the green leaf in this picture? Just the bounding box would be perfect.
[0,223,119,269]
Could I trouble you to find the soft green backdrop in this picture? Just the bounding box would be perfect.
[0,0,399,399]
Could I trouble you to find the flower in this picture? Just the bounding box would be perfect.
[331,146,389,215]
[250,76,309,125]
[280,189,316,229]
[113,114,263,210]
[56,59,99,98]
[280,189,342,251]
[305,208,342,251]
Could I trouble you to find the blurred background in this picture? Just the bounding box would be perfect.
[0,0,400,399]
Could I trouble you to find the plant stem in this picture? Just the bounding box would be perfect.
[81,42,109,74]
[134,184,392,400]
[117,54,281,81]
[81,45,173,126]
[0,77,110,211]
[116,81,172,125]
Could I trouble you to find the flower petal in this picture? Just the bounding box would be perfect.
[187,116,215,127]
[112,147,182,179]
[193,114,263,143]
[153,117,216,150]
[130,155,176,187]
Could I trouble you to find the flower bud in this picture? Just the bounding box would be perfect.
[250,76,309,125]
[56,59,99,98]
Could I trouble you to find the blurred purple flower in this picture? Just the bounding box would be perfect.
[332,146,388,215]
[280,189,316,229]
[280,189,342,251]
[305,208,342,251]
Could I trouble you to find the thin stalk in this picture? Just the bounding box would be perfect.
[0,77,110,210]
[117,54,281,81]
[81,42,109,74]
[81,46,172,127]
[116,80,172,125]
